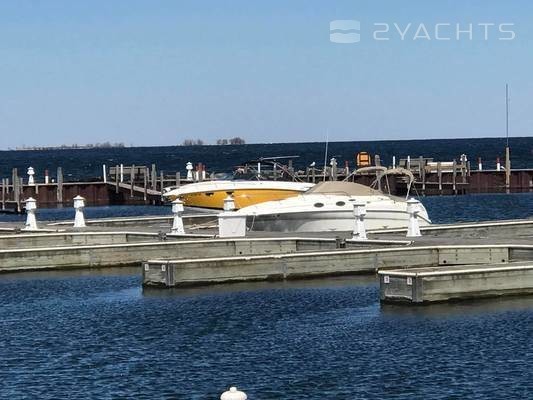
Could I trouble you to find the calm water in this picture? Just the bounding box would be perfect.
[1,137,532,180]
[0,269,532,399]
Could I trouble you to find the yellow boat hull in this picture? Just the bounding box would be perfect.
[167,189,303,210]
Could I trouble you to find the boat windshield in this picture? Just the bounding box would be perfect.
[305,181,382,196]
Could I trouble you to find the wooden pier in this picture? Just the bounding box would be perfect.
[1,157,532,212]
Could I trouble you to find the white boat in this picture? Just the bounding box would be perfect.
[236,179,431,233]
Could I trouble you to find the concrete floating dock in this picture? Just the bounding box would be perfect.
[379,262,533,304]
[142,244,533,288]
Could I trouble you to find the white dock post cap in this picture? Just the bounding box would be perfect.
[27,167,35,185]
[406,198,422,237]
[171,198,184,213]
[223,195,236,211]
[220,387,247,400]
[23,197,38,230]
[73,195,86,208]
[186,162,194,180]
[73,195,87,228]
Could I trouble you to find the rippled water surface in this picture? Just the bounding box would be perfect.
[1,270,532,399]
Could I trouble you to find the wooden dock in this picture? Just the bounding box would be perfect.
[1,160,532,211]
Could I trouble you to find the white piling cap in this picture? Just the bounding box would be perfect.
[223,195,235,211]
[220,387,247,400]
[27,167,35,175]
[73,195,86,208]
[186,161,193,169]
[25,197,37,210]
[171,198,184,213]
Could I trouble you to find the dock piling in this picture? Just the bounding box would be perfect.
[352,201,367,240]
[406,198,422,237]
[23,197,38,230]
[171,199,185,234]
[73,195,87,228]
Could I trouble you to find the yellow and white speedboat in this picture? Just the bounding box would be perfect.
[162,180,314,210]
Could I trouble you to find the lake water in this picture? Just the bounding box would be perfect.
[1,270,532,399]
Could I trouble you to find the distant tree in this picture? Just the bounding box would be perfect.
[182,139,204,146]
[229,137,246,145]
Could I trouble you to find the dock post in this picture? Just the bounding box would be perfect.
[130,164,135,198]
[311,167,316,183]
[73,195,86,228]
[13,169,21,213]
[437,162,442,195]
[175,172,181,187]
[45,169,50,184]
[23,197,38,230]
[452,160,457,195]
[375,154,381,167]
[170,199,185,234]
[186,162,193,181]
[143,170,148,202]
[27,167,35,186]
[57,167,63,204]
[120,164,124,183]
[406,198,422,237]
[352,201,367,240]
[1,178,5,210]
[407,155,411,170]
[496,157,501,172]
[420,157,426,194]
[478,157,482,171]
[392,155,396,168]
[151,164,157,190]
[220,387,247,400]
[330,158,337,181]
[505,146,511,193]
[160,171,164,192]
[102,165,107,183]
[115,165,119,194]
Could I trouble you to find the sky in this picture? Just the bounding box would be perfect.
[0,0,532,148]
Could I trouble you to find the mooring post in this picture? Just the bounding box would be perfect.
[496,157,501,172]
[45,169,50,184]
[170,199,185,234]
[478,157,482,171]
[452,159,457,194]
[73,195,86,228]
[56,167,63,205]
[1,178,5,210]
[130,164,135,198]
[143,170,148,202]
[175,171,181,187]
[27,167,35,186]
[392,155,396,168]
[407,155,411,170]
[220,387,247,400]
[102,164,107,183]
[186,162,193,181]
[120,164,124,183]
[159,171,164,193]
[406,198,422,237]
[23,197,38,230]
[13,169,20,213]
[352,201,367,240]
[330,157,337,181]
[115,165,119,194]
[151,164,157,190]
[437,162,442,194]
[505,146,511,193]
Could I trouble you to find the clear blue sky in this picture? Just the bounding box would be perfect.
[0,0,532,148]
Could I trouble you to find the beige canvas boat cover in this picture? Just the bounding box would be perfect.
[306,181,382,196]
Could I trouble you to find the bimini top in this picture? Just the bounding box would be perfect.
[305,181,383,196]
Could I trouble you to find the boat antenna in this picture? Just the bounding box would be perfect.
[323,129,329,181]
